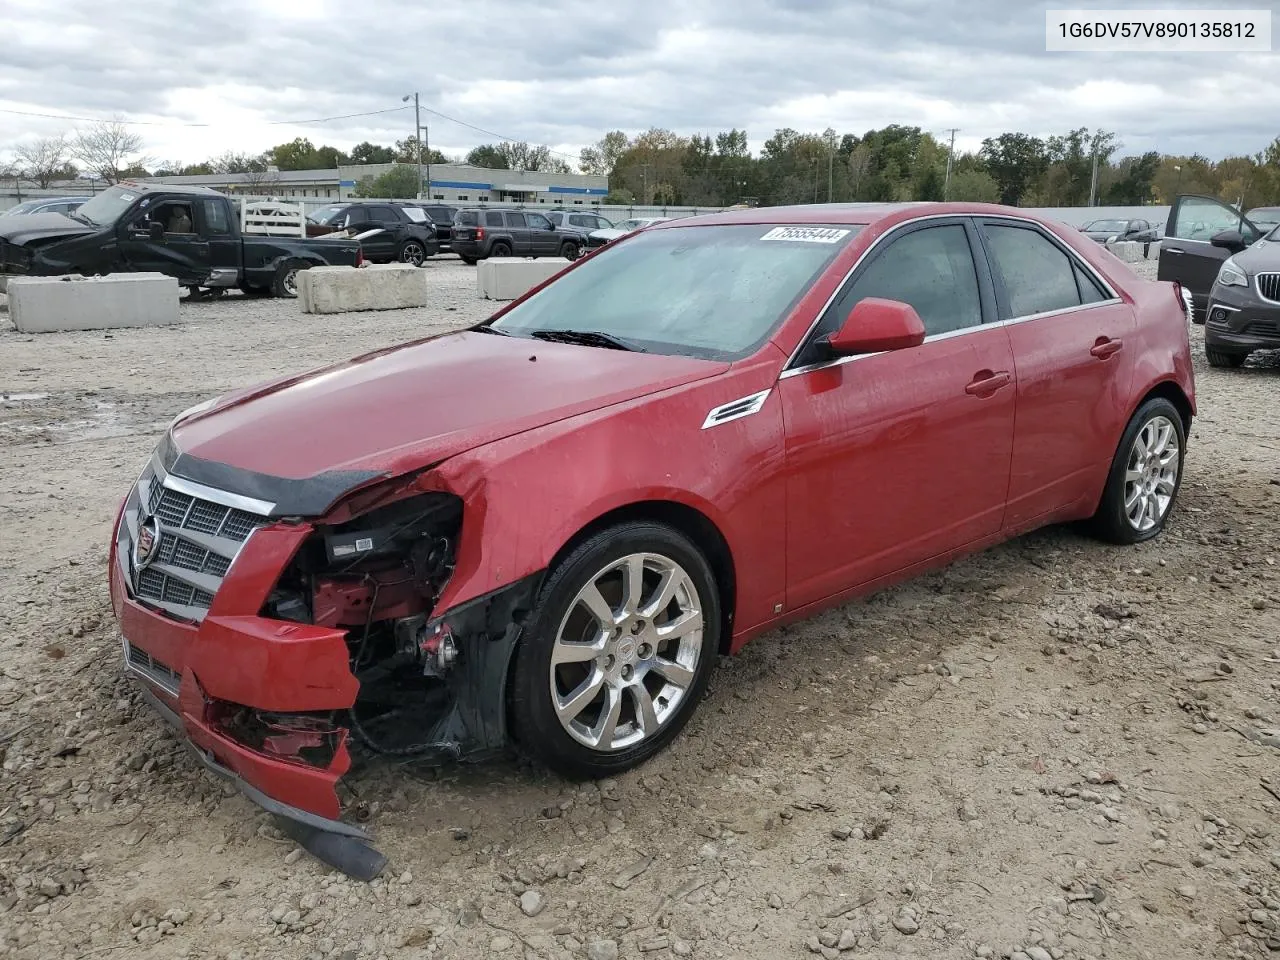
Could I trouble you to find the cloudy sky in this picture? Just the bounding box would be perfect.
[2,0,1275,170]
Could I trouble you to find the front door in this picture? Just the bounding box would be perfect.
[504,212,532,255]
[780,219,1017,611]
[118,198,211,285]
[1158,195,1262,316]
[975,218,1137,528]
[525,211,559,256]
[196,198,241,286]
[361,204,400,260]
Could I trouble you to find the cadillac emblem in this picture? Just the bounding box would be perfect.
[132,513,161,571]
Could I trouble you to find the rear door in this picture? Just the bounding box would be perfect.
[362,204,401,260]
[1158,195,1262,315]
[976,218,1136,530]
[198,198,241,285]
[504,212,531,254]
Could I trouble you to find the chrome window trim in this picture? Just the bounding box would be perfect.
[152,455,277,516]
[778,212,1123,381]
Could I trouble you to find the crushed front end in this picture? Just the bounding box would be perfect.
[109,450,529,879]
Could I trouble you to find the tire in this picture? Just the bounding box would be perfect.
[509,522,720,780]
[238,282,272,297]
[397,240,427,266]
[1088,397,1186,545]
[561,240,581,261]
[1205,347,1247,368]
[490,241,512,258]
[459,255,477,266]
[271,260,306,298]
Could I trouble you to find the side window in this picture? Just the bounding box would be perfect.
[1170,196,1252,242]
[153,202,195,235]
[202,199,230,235]
[816,224,983,349]
[345,206,369,226]
[526,213,552,230]
[981,223,1083,318]
[505,213,528,228]
[1074,262,1108,305]
[366,205,397,222]
[485,212,503,227]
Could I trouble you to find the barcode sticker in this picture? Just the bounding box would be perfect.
[760,226,850,243]
[355,537,374,552]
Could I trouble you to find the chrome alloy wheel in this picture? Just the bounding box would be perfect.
[399,241,426,265]
[1124,414,1180,532]
[549,553,704,752]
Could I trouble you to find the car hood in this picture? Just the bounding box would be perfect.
[171,329,727,483]
[590,228,628,240]
[0,212,96,245]
[1232,238,1280,270]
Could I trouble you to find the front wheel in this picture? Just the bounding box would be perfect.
[1088,397,1186,545]
[509,522,719,779]
[560,240,581,261]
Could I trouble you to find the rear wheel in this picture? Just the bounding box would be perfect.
[271,260,306,298]
[238,282,272,297]
[459,255,477,266]
[398,240,427,266]
[490,241,512,258]
[509,522,719,779]
[1205,347,1247,368]
[1088,397,1185,545]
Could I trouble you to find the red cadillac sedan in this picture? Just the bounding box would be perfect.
[109,203,1195,877]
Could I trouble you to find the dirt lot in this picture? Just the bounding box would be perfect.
[0,257,1278,960]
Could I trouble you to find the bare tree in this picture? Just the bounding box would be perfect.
[73,120,148,184]
[15,135,76,188]
[240,166,281,194]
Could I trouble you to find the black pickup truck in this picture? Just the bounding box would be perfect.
[0,182,361,298]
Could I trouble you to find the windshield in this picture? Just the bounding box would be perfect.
[1084,220,1127,232]
[74,186,144,227]
[1248,209,1280,228]
[310,205,345,224]
[490,223,862,360]
[3,200,48,216]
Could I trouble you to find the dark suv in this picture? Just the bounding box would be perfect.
[306,202,439,265]
[451,208,583,264]
[544,210,613,253]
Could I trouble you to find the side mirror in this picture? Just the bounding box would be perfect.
[823,297,926,356]
[148,221,165,241]
[1210,230,1247,253]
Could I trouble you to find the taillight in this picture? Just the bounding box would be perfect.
[475,226,485,241]
[1174,281,1192,318]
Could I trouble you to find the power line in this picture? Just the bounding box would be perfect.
[0,104,412,128]
[416,104,581,161]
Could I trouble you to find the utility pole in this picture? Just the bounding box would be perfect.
[422,123,431,201]
[1088,148,1100,207]
[944,128,959,200]
[828,147,834,203]
[641,164,650,205]
[402,93,423,199]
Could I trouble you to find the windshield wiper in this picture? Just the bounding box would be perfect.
[528,329,645,352]
[67,211,94,225]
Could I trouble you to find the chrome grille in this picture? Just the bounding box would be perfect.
[1258,273,1280,304]
[116,457,274,622]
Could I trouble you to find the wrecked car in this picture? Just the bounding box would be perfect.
[110,203,1195,878]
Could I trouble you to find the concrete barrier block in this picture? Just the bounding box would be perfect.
[477,257,569,301]
[1145,241,1161,260]
[1105,240,1144,263]
[298,264,429,314]
[8,273,179,333]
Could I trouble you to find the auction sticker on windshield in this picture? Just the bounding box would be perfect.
[759,226,851,243]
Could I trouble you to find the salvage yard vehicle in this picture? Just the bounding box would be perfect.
[109,202,1195,878]
[585,216,671,250]
[304,201,439,265]
[1157,194,1265,326]
[2,195,90,216]
[1079,217,1158,245]
[0,182,362,298]
[450,208,580,263]
[1183,213,1280,368]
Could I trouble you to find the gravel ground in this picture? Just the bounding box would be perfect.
[0,257,1278,960]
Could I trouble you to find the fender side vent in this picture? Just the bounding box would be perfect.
[701,389,771,430]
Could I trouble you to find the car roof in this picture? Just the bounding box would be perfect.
[117,180,225,198]
[652,202,1069,232]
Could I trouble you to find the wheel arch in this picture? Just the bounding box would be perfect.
[1132,378,1193,436]
[545,499,738,656]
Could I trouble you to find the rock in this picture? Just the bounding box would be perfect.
[959,801,980,822]
[837,929,858,950]
[768,893,783,909]
[819,932,838,948]
[519,889,546,917]
[640,938,670,952]
[831,827,853,840]
[893,915,920,935]
[37,878,60,898]
[284,848,304,865]
[587,940,620,960]
[672,939,694,956]
[1222,918,1246,937]
[976,946,994,958]
[1176,884,1197,900]
[1026,948,1053,960]
[490,936,513,952]
[269,905,288,923]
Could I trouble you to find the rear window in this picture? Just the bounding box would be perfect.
[455,210,478,225]
[427,206,455,224]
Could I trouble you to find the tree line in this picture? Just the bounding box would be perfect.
[6,117,1280,212]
